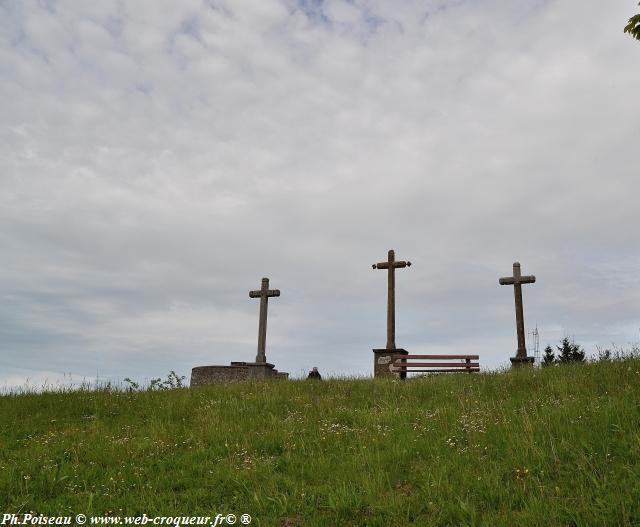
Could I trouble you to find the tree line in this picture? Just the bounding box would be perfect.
[541,338,640,366]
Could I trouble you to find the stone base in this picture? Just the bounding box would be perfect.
[510,356,535,368]
[190,361,289,386]
[373,348,408,379]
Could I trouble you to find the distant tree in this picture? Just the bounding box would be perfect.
[595,346,612,362]
[541,345,556,367]
[595,344,640,362]
[557,337,586,364]
[125,371,186,391]
[625,3,640,40]
[149,371,186,390]
[123,377,140,391]
[571,342,586,363]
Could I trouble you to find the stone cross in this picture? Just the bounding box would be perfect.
[249,277,280,364]
[499,262,536,366]
[373,249,411,350]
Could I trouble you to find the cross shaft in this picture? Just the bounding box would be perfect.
[249,277,280,363]
[373,249,411,350]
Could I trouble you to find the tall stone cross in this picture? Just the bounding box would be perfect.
[249,277,280,364]
[372,249,411,350]
[499,262,536,367]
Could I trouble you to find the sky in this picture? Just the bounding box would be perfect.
[1,0,639,388]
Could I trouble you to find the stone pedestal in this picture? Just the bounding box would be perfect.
[230,362,281,380]
[510,355,535,368]
[373,348,408,379]
[190,361,288,386]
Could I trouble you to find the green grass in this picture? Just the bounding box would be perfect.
[1,360,640,526]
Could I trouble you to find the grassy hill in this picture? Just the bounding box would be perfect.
[1,360,639,526]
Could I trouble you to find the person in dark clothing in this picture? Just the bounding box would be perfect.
[307,367,322,380]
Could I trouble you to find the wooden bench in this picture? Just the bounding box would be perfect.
[390,354,480,375]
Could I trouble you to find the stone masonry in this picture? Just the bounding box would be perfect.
[190,362,288,386]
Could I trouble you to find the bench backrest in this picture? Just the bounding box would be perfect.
[391,354,480,373]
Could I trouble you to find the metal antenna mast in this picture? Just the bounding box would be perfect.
[530,325,540,365]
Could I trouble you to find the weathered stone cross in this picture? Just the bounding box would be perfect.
[249,277,280,364]
[499,261,536,367]
[373,249,411,350]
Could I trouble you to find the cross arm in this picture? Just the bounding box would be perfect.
[250,289,280,298]
[373,261,411,269]
[499,275,536,285]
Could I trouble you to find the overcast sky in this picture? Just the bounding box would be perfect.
[1,0,639,388]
